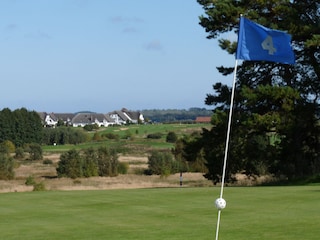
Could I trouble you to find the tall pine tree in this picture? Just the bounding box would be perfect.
[189,0,320,181]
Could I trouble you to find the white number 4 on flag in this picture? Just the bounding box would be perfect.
[261,35,276,55]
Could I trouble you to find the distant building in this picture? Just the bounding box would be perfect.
[53,113,75,126]
[195,116,211,123]
[38,108,144,128]
[71,113,114,127]
[38,112,58,127]
[108,108,144,125]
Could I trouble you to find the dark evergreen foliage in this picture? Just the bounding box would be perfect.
[166,131,178,143]
[57,149,83,179]
[42,127,87,145]
[0,108,43,147]
[146,133,163,139]
[142,108,212,122]
[191,0,320,182]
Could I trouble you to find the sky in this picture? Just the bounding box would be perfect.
[0,0,234,113]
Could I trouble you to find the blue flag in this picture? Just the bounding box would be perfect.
[236,17,295,64]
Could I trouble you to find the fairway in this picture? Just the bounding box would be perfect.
[0,186,319,240]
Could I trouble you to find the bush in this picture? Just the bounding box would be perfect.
[133,168,147,175]
[97,147,119,177]
[33,182,46,191]
[166,131,178,143]
[15,147,25,159]
[57,149,83,179]
[27,143,43,160]
[0,153,15,180]
[83,124,99,131]
[43,159,53,165]
[73,179,82,184]
[92,132,102,141]
[103,133,120,140]
[25,175,36,186]
[0,140,15,154]
[82,148,99,177]
[147,133,163,139]
[147,151,179,177]
[118,162,129,174]
[25,175,46,191]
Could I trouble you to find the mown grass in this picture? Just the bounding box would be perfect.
[95,123,209,138]
[42,123,210,153]
[0,186,319,240]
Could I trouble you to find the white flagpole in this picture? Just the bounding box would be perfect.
[215,59,239,240]
[219,59,238,199]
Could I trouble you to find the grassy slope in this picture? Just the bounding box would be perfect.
[42,123,210,153]
[0,186,319,240]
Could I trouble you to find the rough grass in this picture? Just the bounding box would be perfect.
[7,153,282,193]
[3,153,211,193]
[0,186,319,240]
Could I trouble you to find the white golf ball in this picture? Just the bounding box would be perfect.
[215,198,226,210]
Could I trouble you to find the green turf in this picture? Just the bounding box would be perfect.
[42,123,210,153]
[0,186,319,239]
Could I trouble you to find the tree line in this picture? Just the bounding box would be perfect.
[0,108,43,147]
[0,108,88,147]
[141,108,212,122]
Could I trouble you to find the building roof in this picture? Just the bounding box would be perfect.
[103,114,114,123]
[72,113,93,124]
[37,112,47,121]
[195,116,211,123]
[54,113,75,122]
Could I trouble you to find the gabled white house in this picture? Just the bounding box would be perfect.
[122,108,144,124]
[109,108,145,125]
[45,114,58,127]
[108,111,130,125]
[38,112,58,127]
[71,113,114,127]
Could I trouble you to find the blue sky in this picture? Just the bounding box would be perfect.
[0,0,234,113]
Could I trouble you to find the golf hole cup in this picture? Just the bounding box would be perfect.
[215,198,226,210]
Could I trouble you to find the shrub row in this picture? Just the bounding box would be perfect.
[56,147,128,179]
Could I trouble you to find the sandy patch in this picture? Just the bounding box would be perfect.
[0,172,211,193]
[15,162,56,179]
[43,153,60,163]
[0,180,33,193]
[118,155,148,163]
